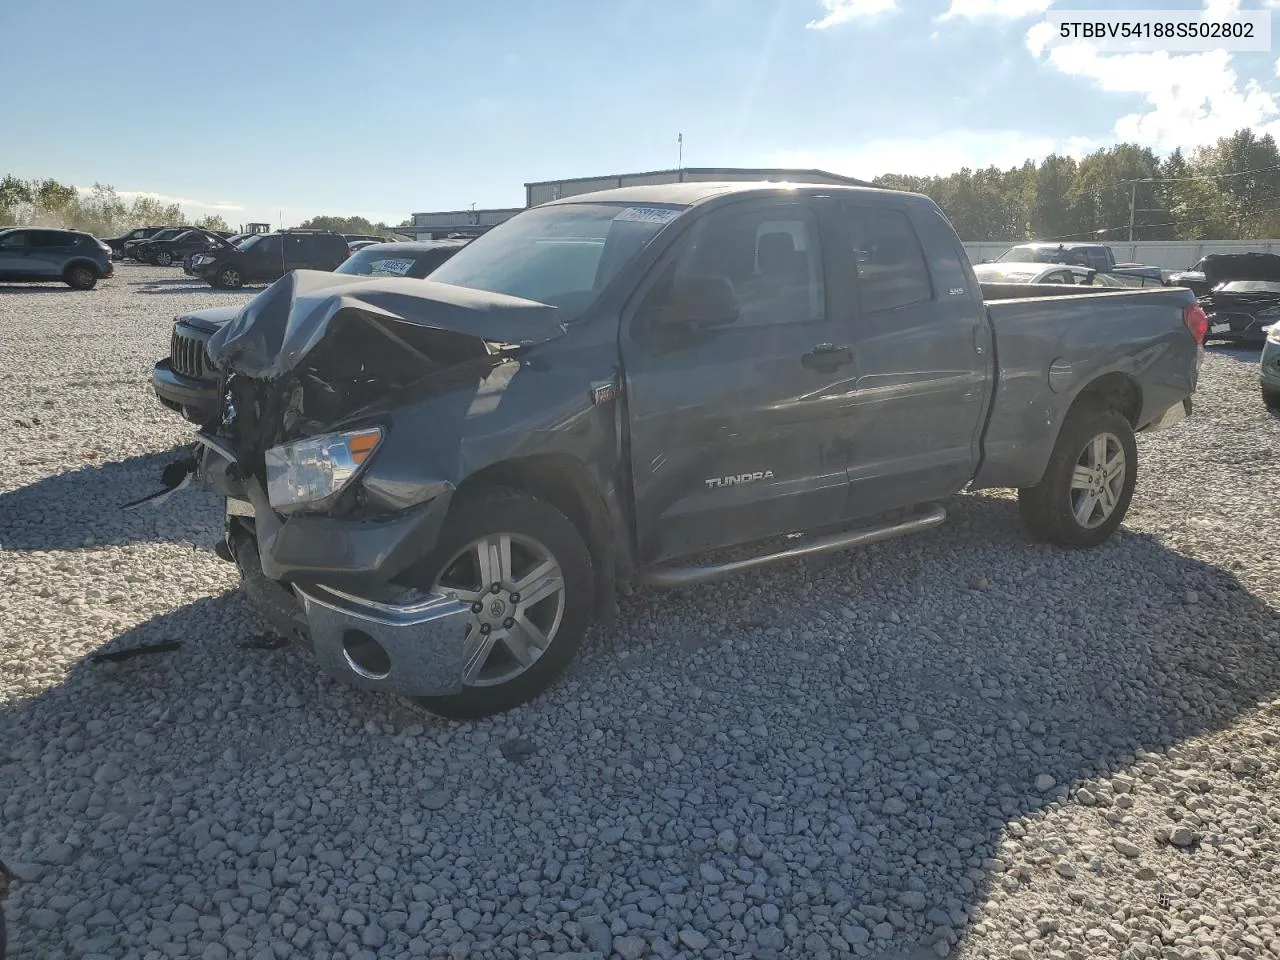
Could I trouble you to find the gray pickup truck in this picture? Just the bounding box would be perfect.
[172,182,1205,718]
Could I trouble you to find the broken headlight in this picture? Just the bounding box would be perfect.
[264,427,382,513]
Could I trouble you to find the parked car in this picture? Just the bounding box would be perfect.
[192,230,350,289]
[184,234,251,275]
[997,242,1163,281]
[152,241,469,421]
[1197,254,1280,346]
[141,229,234,267]
[0,227,114,289]
[124,227,187,261]
[161,181,1203,719]
[1260,321,1280,410]
[104,225,170,260]
[973,261,1165,288]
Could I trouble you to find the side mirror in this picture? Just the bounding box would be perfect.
[657,276,740,328]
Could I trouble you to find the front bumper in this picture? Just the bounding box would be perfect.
[228,502,470,698]
[151,359,218,422]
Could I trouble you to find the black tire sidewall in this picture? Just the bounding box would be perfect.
[1263,386,1280,412]
[218,266,241,288]
[409,488,595,719]
[1020,403,1138,548]
[157,251,171,266]
[65,265,96,290]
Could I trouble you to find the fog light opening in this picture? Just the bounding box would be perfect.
[342,630,391,680]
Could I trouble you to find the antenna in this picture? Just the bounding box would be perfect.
[678,132,683,171]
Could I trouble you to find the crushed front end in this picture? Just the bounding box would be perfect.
[190,270,565,697]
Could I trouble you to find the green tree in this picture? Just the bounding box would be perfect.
[194,213,230,233]
[296,214,398,238]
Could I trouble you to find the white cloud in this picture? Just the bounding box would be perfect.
[772,130,1099,179]
[1028,0,1280,153]
[806,0,897,30]
[75,186,244,212]
[940,0,1051,20]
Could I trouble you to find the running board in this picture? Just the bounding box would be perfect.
[638,504,948,587]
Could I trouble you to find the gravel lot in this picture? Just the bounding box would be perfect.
[2,264,1279,960]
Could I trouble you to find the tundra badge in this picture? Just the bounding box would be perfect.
[705,470,775,489]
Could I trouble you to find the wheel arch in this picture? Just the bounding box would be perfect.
[1068,371,1143,426]
[454,454,622,625]
[61,257,102,280]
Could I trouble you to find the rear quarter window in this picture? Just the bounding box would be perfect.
[912,206,974,300]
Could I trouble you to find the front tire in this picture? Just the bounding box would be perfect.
[1264,386,1280,412]
[216,265,243,289]
[1018,401,1138,548]
[64,264,98,290]
[156,250,173,266]
[406,488,594,719]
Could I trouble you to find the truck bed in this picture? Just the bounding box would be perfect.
[972,283,1199,490]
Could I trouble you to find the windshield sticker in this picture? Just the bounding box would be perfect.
[370,258,414,276]
[614,206,681,225]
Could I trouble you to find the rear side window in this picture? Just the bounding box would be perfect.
[913,206,972,299]
[0,231,29,250]
[30,230,73,248]
[843,206,932,313]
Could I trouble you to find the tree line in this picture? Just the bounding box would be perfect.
[873,128,1280,242]
[0,178,407,240]
[7,127,1280,243]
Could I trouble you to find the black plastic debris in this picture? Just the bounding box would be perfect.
[237,634,289,650]
[89,641,181,664]
[500,738,537,764]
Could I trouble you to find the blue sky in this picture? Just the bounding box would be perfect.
[3,0,1280,227]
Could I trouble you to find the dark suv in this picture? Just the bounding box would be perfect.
[0,228,114,289]
[142,229,232,266]
[104,225,170,260]
[194,230,349,288]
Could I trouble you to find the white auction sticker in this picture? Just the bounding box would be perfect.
[614,207,682,225]
[1042,9,1270,52]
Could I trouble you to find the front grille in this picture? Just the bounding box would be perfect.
[170,325,213,380]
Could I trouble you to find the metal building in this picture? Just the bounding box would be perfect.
[524,167,871,207]
[397,206,524,241]
[403,167,872,239]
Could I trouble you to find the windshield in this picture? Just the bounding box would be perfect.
[238,235,265,251]
[337,248,426,277]
[998,245,1041,262]
[428,202,685,320]
[1218,280,1280,294]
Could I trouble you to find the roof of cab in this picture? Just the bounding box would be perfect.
[542,180,927,208]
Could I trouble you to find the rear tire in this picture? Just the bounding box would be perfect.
[407,487,594,719]
[1263,386,1280,412]
[216,265,243,289]
[64,264,98,290]
[1017,401,1137,548]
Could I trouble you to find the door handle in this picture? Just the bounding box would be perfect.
[802,343,853,372]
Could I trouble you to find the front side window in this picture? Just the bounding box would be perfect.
[844,206,932,313]
[429,202,683,322]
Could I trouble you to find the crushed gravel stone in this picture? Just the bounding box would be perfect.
[1,265,1278,960]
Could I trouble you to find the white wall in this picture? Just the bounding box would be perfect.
[963,240,1280,270]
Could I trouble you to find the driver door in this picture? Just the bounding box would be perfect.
[621,198,858,564]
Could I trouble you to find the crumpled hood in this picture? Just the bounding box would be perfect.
[177,304,241,334]
[1202,253,1280,288]
[205,269,565,379]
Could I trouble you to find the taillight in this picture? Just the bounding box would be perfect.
[1182,304,1208,345]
